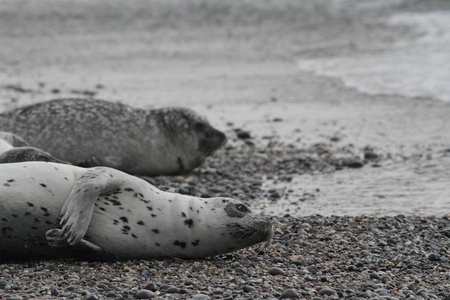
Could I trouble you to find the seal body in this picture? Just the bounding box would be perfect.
[0,99,227,175]
[0,132,69,164]
[0,162,272,261]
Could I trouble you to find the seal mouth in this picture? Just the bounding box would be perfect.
[227,219,273,247]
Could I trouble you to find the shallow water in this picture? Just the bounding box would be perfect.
[297,10,450,102]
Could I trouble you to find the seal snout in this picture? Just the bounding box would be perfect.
[195,122,227,155]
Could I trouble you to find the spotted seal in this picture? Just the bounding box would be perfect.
[0,132,68,164]
[0,98,227,176]
[0,162,272,261]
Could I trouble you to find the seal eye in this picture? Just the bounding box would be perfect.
[235,204,249,213]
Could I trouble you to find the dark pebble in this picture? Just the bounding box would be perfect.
[234,129,251,139]
[427,252,441,261]
[190,295,210,300]
[242,285,256,292]
[442,227,450,237]
[318,288,336,296]
[347,265,358,271]
[342,158,364,168]
[135,289,155,299]
[364,152,379,160]
[280,289,300,299]
[51,288,60,296]
[165,286,181,294]
[106,291,116,297]
[144,283,157,292]
[268,267,285,276]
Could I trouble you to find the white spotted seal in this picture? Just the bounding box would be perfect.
[0,162,272,261]
[0,98,227,176]
[0,132,68,164]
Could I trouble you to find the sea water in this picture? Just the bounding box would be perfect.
[297,10,450,102]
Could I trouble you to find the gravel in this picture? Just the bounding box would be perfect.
[1,136,449,299]
[1,215,448,299]
[146,130,379,206]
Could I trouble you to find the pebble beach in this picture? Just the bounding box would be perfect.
[1,0,450,299]
[1,139,449,299]
[1,214,449,299]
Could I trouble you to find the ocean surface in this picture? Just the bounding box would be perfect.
[297,9,450,102]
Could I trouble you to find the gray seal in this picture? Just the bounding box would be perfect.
[0,162,273,261]
[0,98,227,175]
[0,131,68,164]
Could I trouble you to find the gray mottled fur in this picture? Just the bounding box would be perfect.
[0,99,226,175]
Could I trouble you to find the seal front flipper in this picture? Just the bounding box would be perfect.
[77,155,130,172]
[60,167,123,245]
[76,156,103,168]
[46,229,115,260]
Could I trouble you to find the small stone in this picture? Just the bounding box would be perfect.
[242,285,256,292]
[441,227,450,237]
[144,283,157,292]
[369,273,381,280]
[51,288,60,296]
[364,152,379,160]
[235,129,251,139]
[190,295,210,300]
[165,286,181,294]
[85,295,99,300]
[106,291,116,297]
[280,289,300,299]
[135,289,155,299]
[427,253,441,261]
[318,288,336,296]
[375,288,389,295]
[342,158,364,168]
[268,267,285,276]
[347,265,358,271]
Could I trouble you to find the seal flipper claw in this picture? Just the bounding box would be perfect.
[46,229,68,247]
[77,156,103,168]
[46,229,115,260]
[59,167,123,246]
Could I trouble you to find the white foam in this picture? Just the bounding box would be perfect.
[297,11,450,102]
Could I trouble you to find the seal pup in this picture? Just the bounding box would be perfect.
[0,132,68,164]
[0,98,227,176]
[0,162,273,261]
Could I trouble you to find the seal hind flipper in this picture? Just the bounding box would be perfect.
[46,229,115,260]
[60,167,123,245]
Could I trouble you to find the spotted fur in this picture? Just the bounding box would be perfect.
[0,162,272,261]
[0,99,227,175]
